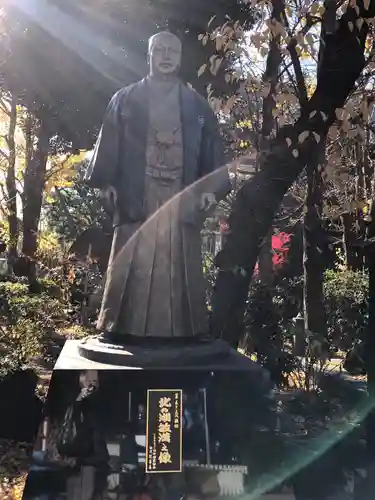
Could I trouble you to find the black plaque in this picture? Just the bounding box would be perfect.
[146,389,183,473]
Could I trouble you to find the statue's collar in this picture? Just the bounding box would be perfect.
[146,74,180,84]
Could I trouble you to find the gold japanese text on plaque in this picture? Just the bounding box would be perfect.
[146,389,183,473]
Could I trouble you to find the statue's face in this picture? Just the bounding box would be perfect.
[149,33,182,77]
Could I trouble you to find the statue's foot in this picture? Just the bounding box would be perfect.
[97,331,125,345]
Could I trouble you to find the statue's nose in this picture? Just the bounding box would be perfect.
[162,48,172,59]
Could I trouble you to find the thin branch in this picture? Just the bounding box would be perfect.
[282,9,308,106]
[282,59,301,99]
[278,59,294,79]
[0,148,9,161]
[0,97,9,117]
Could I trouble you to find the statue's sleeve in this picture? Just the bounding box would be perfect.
[84,90,124,189]
[199,102,231,201]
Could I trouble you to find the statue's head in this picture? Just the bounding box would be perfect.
[148,31,182,78]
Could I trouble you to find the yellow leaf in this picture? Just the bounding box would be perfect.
[64,150,86,170]
[299,48,312,60]
[298,131,309,143]
[58,179,73,188]
[318,4,326,16]
[307,82,316,98]
[310,3,320,15]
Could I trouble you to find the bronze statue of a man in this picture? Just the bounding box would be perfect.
[85,31,229,340]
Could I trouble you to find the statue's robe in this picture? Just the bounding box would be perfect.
[85,76,229,337]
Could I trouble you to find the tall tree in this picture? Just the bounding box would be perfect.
[21,117,49,271]
[0,92,18,260]
[257,0,282,285]
[302,1,337,376]
[211,0,373,346]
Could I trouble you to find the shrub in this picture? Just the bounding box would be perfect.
[0,281,67,377]
[324,268,368,352]
[242,276,302,387]
[241,268,368,385]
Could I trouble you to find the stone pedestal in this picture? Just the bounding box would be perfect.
[54,340,140,370]
[77,336,237,368]
[54,338,266,373]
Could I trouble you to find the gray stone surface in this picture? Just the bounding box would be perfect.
[77,336,238,368]
[54,338,266,373]
[54,340,141,370]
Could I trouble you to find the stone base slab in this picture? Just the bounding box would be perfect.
[54,338,264,372]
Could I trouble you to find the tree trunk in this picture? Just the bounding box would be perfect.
[5,95,18,261]
[258,232,273,284]
[343,139,369,271]
[257,0,282,286]
[211,2,369,345]
[303,151,328,386]
[302,0,336,381]
[22,118,49,282]
[342,212,363,270]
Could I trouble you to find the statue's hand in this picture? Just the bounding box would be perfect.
[200,192,216,211]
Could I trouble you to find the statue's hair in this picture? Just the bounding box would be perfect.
[148,31,182,54]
